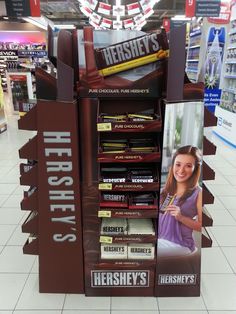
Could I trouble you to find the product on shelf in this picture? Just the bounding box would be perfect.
[100,192,128,208]
[101,166,127,183]
[129,192,157,209]
[101,243,127,259]
[128,218,155,235]
[101,218,128,235]
[127,243,155,260]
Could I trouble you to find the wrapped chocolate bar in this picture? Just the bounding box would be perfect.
[128,243,155,260]
[160,193,176,212]
[101,139,127,153]
[128,218,155,235]
[101,218,128,235]
[100,192,128,208]
[129,167,154,183]
[101,166,127,183]
[101,243,127,260]
[94,31,168,77]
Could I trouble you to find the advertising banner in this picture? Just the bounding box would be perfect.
[156,101,203,297]
[5,0,40,17]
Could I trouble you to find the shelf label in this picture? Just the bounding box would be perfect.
[97,123,112,131]
[98,210,112,218]
[99,183,112,190]
[99,236,113,244]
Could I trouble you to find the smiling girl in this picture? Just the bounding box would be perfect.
[157,145,202,257]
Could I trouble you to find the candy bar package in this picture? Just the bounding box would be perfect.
[101,243,127,260]
[128,218,155,235]
[100,192,128,208]
[127,243,155,260]
[77,27,168,98]
[101,218,128,235]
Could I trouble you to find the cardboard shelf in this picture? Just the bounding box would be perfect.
[202,227,213,248]
[203,137,216,155]
[204,107,217,127]
[99,234,156,244]
[22,211,38,234]
[98,209,158,219]
[23,236,39,255]
[19,135,38,160]
[203,161,215,181]
[20,163,38,186]
[203,183,214,205]
[21,188,38,211]
[98,182,159,191]
[98,151,161,163]
[202,207,213,227]
[18,104,37,131]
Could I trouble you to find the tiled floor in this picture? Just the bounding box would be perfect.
[1,110,236,314]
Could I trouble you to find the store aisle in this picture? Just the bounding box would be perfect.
[0,112,236,314]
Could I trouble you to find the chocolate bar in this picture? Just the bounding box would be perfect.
[101,218,128,235]
[128,219,155,235]
[101,243,127,259]
[94,31,168,76]
[128,243,155,260]
[160,194,176,212]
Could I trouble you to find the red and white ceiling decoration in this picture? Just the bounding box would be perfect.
[78,0,160,30]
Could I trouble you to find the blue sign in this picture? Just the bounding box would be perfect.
[204,88,222,113]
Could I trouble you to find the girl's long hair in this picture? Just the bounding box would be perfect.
[161,145,202,205]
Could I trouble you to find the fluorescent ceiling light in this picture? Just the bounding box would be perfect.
[171,15,191,21]
[54,24,76,29]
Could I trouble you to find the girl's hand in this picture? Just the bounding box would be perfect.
[165,205,182,221]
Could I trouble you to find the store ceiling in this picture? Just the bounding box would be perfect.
[0,0,186,29]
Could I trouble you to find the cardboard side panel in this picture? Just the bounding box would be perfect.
[37,100,84,293]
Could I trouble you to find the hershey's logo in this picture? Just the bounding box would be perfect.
[101,33,160,67]
[158,274,197,285]
[91,270,149,287]
[43,131,77,243]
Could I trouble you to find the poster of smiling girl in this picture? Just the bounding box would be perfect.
[156,101,204,297]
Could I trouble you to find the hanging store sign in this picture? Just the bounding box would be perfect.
[5,0,40,17]
[185,0,196,18]
[195,0,221,17]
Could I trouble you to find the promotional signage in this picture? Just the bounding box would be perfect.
[5,0,40,17]
[156,101,203,297]
[215,106,236,147]
[163,18,171,33]
[0,50,18,61]
[170,19,188,29]
[186,0,220,18]
[195,0,221,17]
[18,50,47,58]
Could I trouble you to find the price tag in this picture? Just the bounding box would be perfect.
[99,236,113,244]
[99,183,112,190]
[98,210,112,218]
[97,123,112,132]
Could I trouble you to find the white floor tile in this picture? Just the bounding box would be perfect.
[0,246,3,254]
[0,311,12,314]
[0,246,35,273]
[159,312,207,314]
[225,175,236,186]
[111,311,159,314]
[209,311,236,314]
[210,227,236,246]
[30,257,38,274]
[218,196,236,210]
[0,208,25,225]
[0,225,17,245]
[2,195,22,208]
[7,225,29,246]
[63,311,110,314]
[111,297,157,310]
[206,209,236,226]
[217,167,236,176]
[0,195,10,207]
[201,247,233,274]
[201,274,236,310]
[229,210,236,221]
[64,294,110,310]
[205,184,236,196]
[13,311,61,314]
[221,247,236,273]
[158,296,206,310]
[0,184,18,195]
[12,185,27,196]
[16,274,65,310]
[205,228,219,247]
[0,274,27,310]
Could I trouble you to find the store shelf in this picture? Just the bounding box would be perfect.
[224,75,236,79]
[225,60,236,64]
[227,45,236,49]
[98,151,161,163]
[229,28,236,35]
[224,88,236,94]
[186,59,199,62]
[186,69,198,73]
[98,182,159,191]
[98,209,158,219]
[188,45,200,49]
[99,233,156,244]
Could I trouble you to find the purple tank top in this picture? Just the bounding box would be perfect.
[158,186,201,252]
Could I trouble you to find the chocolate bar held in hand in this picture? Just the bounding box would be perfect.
[160,193,176,212]
[101,218,128,235]
[94,31,168,77]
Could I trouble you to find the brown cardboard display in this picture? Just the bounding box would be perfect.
[20,163,38,186]
[202,228,213,247]
[22,211,39,234]
[23,237,39,255]
[18,104,37,130]
[19,135,38,160]
[202,207,213,227]
[203,183,214,205]
[204,107,218,127]
[203,161,215,181]
[203,136,217,155]
[20,189,38,211]
[36,68,57,101]
[37,100,84,293]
